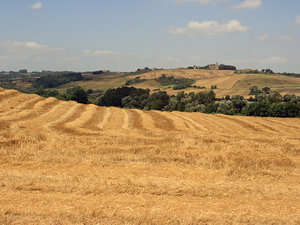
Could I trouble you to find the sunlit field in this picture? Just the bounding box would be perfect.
[48,69,300,97]
[1,88,300,224]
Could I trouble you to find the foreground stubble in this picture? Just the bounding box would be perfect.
[0,88,300,224]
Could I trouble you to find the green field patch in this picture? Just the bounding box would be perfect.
[233,74,300,89]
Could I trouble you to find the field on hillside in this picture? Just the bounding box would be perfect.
[50,69,300,98]
[1,88,300,224]
[138,69,300,96]
[52,72,130,94]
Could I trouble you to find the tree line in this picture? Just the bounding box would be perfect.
[34,86,300,118]
[33,72,84,89]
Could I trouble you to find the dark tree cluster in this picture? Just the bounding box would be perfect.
[33,72,83,89]
[218,64,236,70]
[262,69,274,74]
[156,74,195,90]
[98,87,150,108]
[92,70,104,75]
[125,76,146,86]
[34,86,88,104]
[279,72,300,78]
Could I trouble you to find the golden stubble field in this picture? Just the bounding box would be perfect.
[0,88,300,224]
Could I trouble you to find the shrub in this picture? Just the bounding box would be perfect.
[66,86,88,104]
[244,102,271,117]
[271,103,300,117]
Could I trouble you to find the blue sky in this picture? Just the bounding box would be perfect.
[0,0,299,72]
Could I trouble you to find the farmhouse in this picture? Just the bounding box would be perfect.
[208,62,219,70]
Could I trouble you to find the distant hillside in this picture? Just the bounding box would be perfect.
[1,68,300,98]
[131,69,300,97]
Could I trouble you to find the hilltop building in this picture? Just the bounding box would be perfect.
[208,62,219,70]
[19,69,28,74]
[206,63,236,71]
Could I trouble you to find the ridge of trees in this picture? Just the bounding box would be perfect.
[33,72,83,89]
[32,86,300,118]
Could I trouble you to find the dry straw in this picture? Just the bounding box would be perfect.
[0,88,299,224]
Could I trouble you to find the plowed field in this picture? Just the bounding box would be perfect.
[1,88,300,224]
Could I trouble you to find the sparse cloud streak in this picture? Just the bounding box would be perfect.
[164,0,230,5]
[278,35,295,41]
[167,20,249,36]
[82,50,120,56]
[260,56,287,65]
[0,40,63,52]
[232,0,262,9]
[295,16,300,24]
[257,34,271,40]
[30,2,43,10]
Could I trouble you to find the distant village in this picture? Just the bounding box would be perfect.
[135,63,262,74]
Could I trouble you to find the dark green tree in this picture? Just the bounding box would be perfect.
[66,86,88,104]
[249,86,261,95]
[147,91,170,110]
[231,95,247,113]
[196,90,216,105]
[267,92,282,104]
[244,102,271,117]
[262,87,271,94]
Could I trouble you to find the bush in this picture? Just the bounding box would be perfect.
[99,87,137,107]
[196,90,216,105]
[271,103,300,117]
[87,89,93,94]
[156,74,194,87]
[204,103,219,114]
[267,92,282,104]
[125,76,146,85]
[249,86,261,95]
[217,101,234,115]
[173,83,187,90]
[66,86,88,104]
[231,95,247,113]
[244,102,271,117]
[147,91,170,110]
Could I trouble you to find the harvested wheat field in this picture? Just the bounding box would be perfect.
[1,88,300,224]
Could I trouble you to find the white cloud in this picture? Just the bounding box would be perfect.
[82,50,120,56]
[278,35,295,41]
[0,40,65,53]
[0,41,46,51]
[165,0,231,5]
[167,20,249,36]
[295,16,300,24]
[25,42,47,49]
[257,34,271,40]
[170,0,212,3]
[257,34,295,41]
[260,56,287,65]
[232,0,262,9]
[30,2,43,10]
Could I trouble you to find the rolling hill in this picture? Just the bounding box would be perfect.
[52,69,300,97]
[0,88,300,224]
